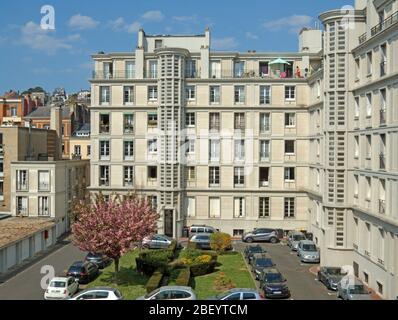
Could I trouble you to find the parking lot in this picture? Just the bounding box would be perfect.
[233,241,338,300]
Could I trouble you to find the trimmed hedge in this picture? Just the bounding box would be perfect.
[136,249,174,275]
[190,261,216,277]
[146,270,164,293]
[175,268,191,286]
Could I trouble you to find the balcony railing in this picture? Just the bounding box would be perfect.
[379,199,386,214]
[99,124,110,134]
[371,11,398,37]
[380,61,387,77]
[380,108,386,125]
[359,32,367,44]
[380,153,386,170]
[38,182,50,191]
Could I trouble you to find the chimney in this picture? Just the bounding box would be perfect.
[50,105,62,160]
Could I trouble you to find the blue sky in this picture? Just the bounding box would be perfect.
[0,0,352,94]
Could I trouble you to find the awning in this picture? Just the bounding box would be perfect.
[269,58,291,65]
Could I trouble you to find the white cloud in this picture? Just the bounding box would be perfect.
[212,37,238,50]
[141,10,164,22]
[108,18,141,33]
[245,32,259,40]
[172,15,197,23]
[263,15,313,34]
[68,14,99,30]
[19,21,72,55]
[67,34,82,42]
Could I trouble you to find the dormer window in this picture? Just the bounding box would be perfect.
[155,39,163,49]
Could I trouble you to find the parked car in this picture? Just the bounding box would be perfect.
[142,234,175,249]
[188,233,212,250]
[337,278,372,300]
[287,231,306,251]
[207,288,263,300]
[260,268,290,299]
[188,225,218,236]
[244,245,266,261]
[251,257,276,280]
[70,287,123,300]
[137,286,196,300]
[66,261,99,284]
[85,252,112,269]
[297,240,320,263]
[318,267,347,291]
[248,252,269,265]
[44,277,79,300]
[242,228,278,243]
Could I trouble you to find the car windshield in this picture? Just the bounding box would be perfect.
[349,285,368,295]
[293,235,305,241]
[49,281,66,288]
[145,288,160,299]
[68,265,83,272]
[256,259,273,267]
[327,268,343,275]
[302,244,317,251]
[265,273,284,283]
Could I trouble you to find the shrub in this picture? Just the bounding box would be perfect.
[136,249,174,275]
[194,255,212,264]
[210,232,232,253]
[190,261,216,276]
[187,242,198,250]
[180,249,203,260]
[146,270,164,293]
[213,272,236,292]
[168,240,178,254]
[175,268,191,286]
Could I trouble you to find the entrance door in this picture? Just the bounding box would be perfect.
[164,210,173,237]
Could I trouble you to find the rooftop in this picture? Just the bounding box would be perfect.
[0,217,55,249]
[24,105,70,119]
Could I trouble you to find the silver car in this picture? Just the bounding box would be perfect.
[337,278,372,300]
[207,288,263,300]
[142,234,174,249]
[137,286,196,300]
[297,240,320,263]
[189,233,212,250]
[287,231,306,251]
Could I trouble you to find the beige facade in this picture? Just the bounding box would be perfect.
[70,137,91,160]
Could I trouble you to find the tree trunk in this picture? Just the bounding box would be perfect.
[114,257,120,273]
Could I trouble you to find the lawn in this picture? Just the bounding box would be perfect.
[87,250,149,300]
[192,253,256,299]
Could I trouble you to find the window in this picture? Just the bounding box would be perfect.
[366,135,372,159]
[148,196,157,209]
[259,197,270,218]
[186,167,196,181]
[260,140,270,161]
[285,140,295,154]
[185,139,195,154]
[148,86,158,101]
[185,113,195,127]
[148,139,157,153]
[285,86,296,100]
[354,97,360,119]
[38,171,50,191]
[185,60,197,78]
[377,282,383,296]
[38,196,50,216]
[209,167,220,186]
[10,107,17,117]
[103,62,113,79]
[154,39,163,49]
[148,166,157,180]
[209,197,221,218]
[259,167,270,187]
[233,229,244,237]
[99,166,109,186]
[125,61,135,79]
[284,198,295,218]
[209,113,220,131]
[234,167,245,186]
[316,79,321,98]
[187,197,196,217]
[285,113,296,127]
[16,197,28,216]
[234,113,245,131]
[210,60,221,78]
[260,86,271,104]
[99,141,110,160]
[124,141,134,160]
[354,136,359,158]
[100,86,110,105]
[366,93,372,117]
[209,140,220,161]
[124,114,134,133]
[366,177,371,200]
[234,197,245,218]
[284,167,295,181]
[87,146,91,156]
[259,61,269,76]
[260,113,270,133]
[366,51,373,75]
[74,145,81,156]
[354,175,359,198]
[123,86,134,104]
[148,60,158,78]
[99,114,110,134]
[148,113,158,127]
[16,170,28,191]
[234,140,245,161]
[124,166,134,187]
[210,86,220,103]
[234,86,245,103]
[234,61,245,77]
[185,85,196,100]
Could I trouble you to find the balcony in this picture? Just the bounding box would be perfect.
[359,11,398,44]
[358,32,367,44]
[379,199,386,215]
[380,108,386,125]
[379,153,386,170]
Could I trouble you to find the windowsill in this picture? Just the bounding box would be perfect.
[366,73,372,78]
[209,184,220,188]
[148,99,158,103]
[285,99,296,102]
[259,216,270,219]
[100,102,110,106]
[260,158,270,162]
[210,101,220,105]
[284,180,296,183]
[124,102,135,106]
[124,157,134,161]
[285,153,296,156]
[124,130,135,134]
[148,178,157,182]
[285,126,296,129]
[100,157,110,161]
[234,184,245,188]
[284,216,296,219]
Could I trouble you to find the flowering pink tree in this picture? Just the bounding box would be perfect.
[72,194,159,274]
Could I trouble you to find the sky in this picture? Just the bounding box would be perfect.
[0,0,353,94]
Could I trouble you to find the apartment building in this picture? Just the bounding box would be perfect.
[70,123,91,160]
[306,0,398,300]
[0,91,38,127]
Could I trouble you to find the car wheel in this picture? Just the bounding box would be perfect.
[270,237,277,244]
[246,237,254,243]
